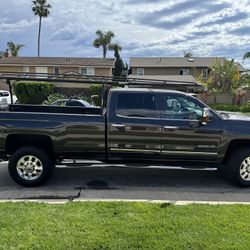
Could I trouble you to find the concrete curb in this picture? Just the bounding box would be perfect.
[0,199,250,205]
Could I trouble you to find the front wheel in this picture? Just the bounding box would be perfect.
[226,147,250,187]
[8,146,55,187]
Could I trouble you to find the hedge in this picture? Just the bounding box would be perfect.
[209,104,250,113]
[14,81,54,104]
[90,84,103,106]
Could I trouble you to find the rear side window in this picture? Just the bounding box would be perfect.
[66,101,83,107]
[116,93,156,118]
[0,92,9,97]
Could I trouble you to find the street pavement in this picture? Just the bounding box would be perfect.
[0,162,249,202]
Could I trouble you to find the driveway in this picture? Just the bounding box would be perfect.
[0,162,249,202]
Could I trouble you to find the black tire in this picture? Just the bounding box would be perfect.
[226,147,250,187]
[8,146,55,187]
[216,164,227,178]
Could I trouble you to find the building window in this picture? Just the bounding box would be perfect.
[180,69,190,75]
[54,67,60,75]
[136,68,144,76]
[35,67,48,78]
[23,66,30,78]
[80,67,95,75]
[202,69,209,80]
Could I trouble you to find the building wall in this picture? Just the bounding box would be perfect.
[132,67,208,78]
[0,66,23,73]
[0,65,113,90]
[0,65,113,75]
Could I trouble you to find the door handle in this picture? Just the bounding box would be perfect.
[164,126,178,130]
[111,123,126,128]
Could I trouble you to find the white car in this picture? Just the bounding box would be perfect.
[0,91,17,104]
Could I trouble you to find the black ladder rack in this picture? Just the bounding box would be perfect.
[0,72,203,105]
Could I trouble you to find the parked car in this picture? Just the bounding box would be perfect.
[1,88,250,187]
[51,99,93,107]
[0,90,17,104]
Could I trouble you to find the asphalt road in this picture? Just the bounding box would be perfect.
[0,162,249,202]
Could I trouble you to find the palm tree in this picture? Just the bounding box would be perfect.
[32,0,52,57]
[93,30,115,58]
[243,52,250,63]
[209,59,240,93]
[7,41,25,56]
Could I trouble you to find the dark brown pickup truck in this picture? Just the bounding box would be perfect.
[1,88,250,187]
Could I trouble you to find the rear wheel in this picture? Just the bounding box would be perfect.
[8,146,55,187]
[226,147,250,187]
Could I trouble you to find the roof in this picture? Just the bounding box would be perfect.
[128,74,198,83]
[0,57,115,67]
[130,57,245,71]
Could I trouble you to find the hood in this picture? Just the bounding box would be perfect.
[217,111,250,121]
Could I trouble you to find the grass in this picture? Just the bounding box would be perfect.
[0,202,250,250]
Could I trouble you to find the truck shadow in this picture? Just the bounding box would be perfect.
[49,165,243,191]
[1,164,249,201]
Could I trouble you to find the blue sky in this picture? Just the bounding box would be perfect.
[0,0,250,67]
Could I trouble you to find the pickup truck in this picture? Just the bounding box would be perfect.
[1,88,250,187]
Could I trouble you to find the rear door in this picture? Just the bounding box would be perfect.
[107,90,162,160]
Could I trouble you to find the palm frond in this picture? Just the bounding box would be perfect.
[243,52,250,62]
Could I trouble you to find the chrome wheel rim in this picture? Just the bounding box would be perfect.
[16,155,43,181]
[240,157,250,181]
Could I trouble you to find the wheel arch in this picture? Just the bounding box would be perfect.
[6,134,54,156]
[222,139,250,164]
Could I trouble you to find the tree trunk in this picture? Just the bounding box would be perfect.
[38,16,42,57]
[103,46,106,59]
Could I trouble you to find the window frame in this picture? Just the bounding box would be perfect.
[202,68,209,80]
[180,68,190,75]
[80,67,95,76]
[23,66,30,78]
[54,67,60,75]
[136,68,144,76]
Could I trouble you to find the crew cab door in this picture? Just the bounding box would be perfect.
[160,93,223,162]
[107,91,162,160]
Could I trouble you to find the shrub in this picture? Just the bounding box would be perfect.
[14,81,54,104]
[209,104,250,113]
[90,84,103,106]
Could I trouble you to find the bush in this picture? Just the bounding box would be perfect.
[14,81,54,104]
[209,104,250,113]
[90,84,103,106]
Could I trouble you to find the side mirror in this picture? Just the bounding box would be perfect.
[201,107,212,125]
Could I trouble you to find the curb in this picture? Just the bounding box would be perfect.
[0,199,250,205]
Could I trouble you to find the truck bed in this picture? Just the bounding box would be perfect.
[8,104,102,115]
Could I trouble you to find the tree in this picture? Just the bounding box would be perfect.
[109,43,124,77]
[243,52,250,63]
[7,41,25,56]
[184,51,193,58]
[32,0,52,57]
[207,59,241,93]
[109,43,122,58]
[93,30,115,58]
[0,51,4,58]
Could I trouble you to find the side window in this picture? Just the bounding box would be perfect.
[163,94,203,120]
[116,93,156,118]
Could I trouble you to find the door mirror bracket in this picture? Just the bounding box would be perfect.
[201,108,212,125]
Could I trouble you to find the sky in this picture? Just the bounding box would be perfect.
[0,0,250,68]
